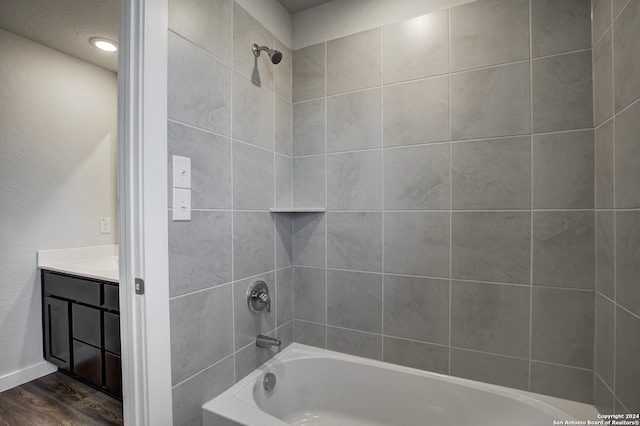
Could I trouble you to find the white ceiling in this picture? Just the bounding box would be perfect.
[0,0,119,73]
[0,0,331,73]
[278,0,332,13]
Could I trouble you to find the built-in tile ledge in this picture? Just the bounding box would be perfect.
[38,244,119,283]
[270,208,326,213]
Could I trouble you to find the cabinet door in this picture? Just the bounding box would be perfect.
[105,352,122,398]
[72,304,101,347]
[44,296,70,370]
[73,340,102,387]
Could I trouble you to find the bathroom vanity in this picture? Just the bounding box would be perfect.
[38,245,121,399]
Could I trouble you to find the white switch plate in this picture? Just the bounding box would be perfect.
[172,188,191,221]
[172,155,191,189]
[100,217,111,234]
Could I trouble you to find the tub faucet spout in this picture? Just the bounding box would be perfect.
[256,335,281,349]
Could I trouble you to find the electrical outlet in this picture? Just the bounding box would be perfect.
[100,218,111,234]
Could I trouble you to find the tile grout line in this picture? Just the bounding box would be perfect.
[167,114,292,160]
[316,208,598,213]
[230,2,236,384]
[169,281,233,301]
[291,46,593,105]
[292,230,296,338]
[172,353,235,389]
[616,397,630,415]
[595,207,640,212]
[166,118,229,143]
[528,0,534,392]
[616,302,640,323]
[289,125,597,158]
[530,47,592,61]
[273,52,279,337]
[291,72,451,105]
[610,0,617,400]
[289,103,294,207]
[168,28,233,72]
[592,0,632,51]
[614,0,632,22]
[299,33,607,89]
[595,371,616,399]
[613,90,640,117]
[592,95,640,134]
[447,4,453,377]
[291,52,296,337]
[292,265,597,291]
[288,321,598,373]
[592,13,613,50]
[439,58,526,77]
[592,2,600,403]
[290,42,296,341]
[176,207,621,213]
[233,135,279,154]
[291,129,604,161]
[454,126,595,141]
[380,25,385,361]
[324,40,329,349]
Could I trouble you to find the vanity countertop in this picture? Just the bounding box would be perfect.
[38,244,119,283]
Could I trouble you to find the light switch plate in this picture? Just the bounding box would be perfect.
[172,188,191,221]
[172,155,191,189]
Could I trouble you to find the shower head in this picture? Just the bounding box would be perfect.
[252,43,283,64]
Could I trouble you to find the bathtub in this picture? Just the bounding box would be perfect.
[203,343,599,426]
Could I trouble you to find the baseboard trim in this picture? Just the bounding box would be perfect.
[0,361,58,393]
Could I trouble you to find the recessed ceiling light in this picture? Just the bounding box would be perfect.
[90,37,118,53]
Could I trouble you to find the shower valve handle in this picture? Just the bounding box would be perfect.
[248,280,271,313]
[257,292,270,312]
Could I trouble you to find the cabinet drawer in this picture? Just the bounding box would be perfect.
[104,312,121,355]
[73,340,102,386]
[104,284,119,311]
[43,271,101,306]
[72,304,101,347]
[105,352,122,398]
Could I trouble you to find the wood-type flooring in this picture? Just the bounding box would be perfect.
[0,371,123,426]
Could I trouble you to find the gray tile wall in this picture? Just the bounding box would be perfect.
[167,0,293,424]
[291,0,597,404]
[162,0,640,419]
[592,0,640,415]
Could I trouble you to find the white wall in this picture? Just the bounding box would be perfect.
[292,0,475,49]
[0,28,117,386]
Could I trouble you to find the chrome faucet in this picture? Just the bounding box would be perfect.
[247,280,272,313]
[256,335,281,349]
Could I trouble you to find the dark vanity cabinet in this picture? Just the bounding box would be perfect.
[41,270,122,399]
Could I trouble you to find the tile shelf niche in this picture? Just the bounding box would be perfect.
[269,208,326,213]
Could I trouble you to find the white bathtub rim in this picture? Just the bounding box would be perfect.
[203,343,599,425]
